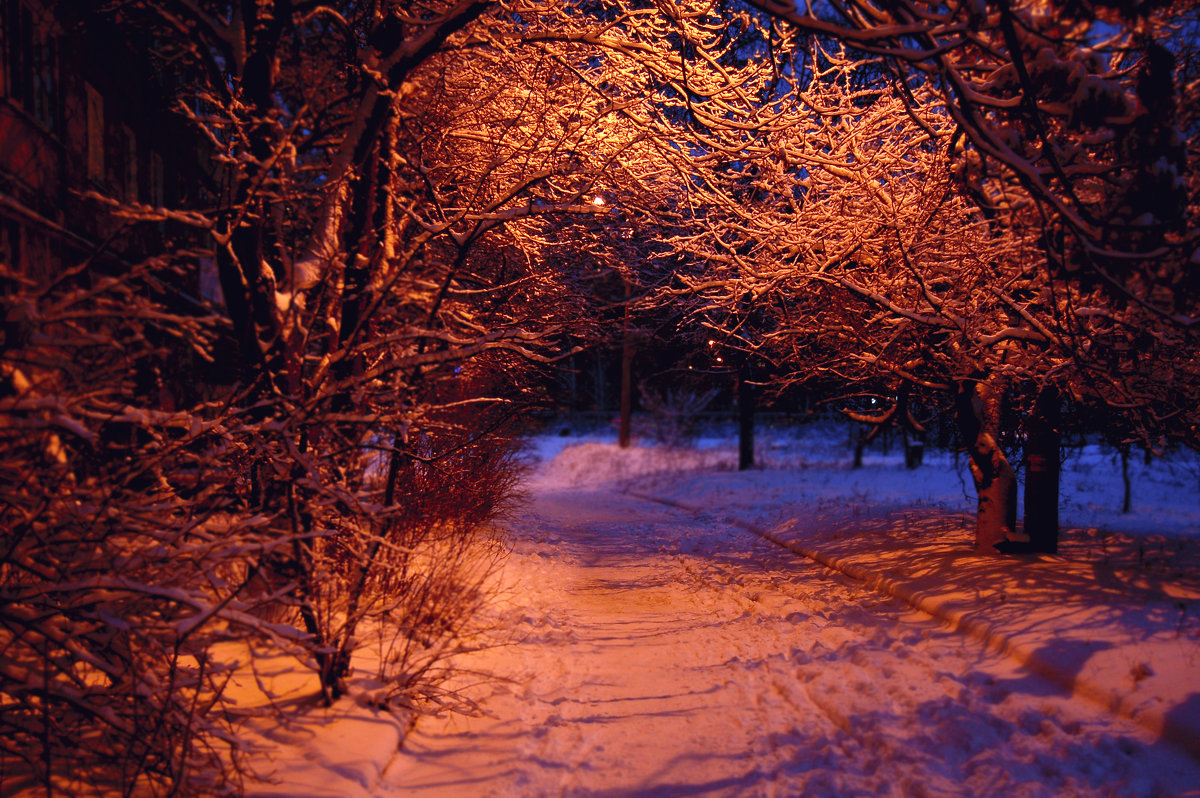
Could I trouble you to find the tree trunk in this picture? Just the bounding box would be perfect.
[618,280,633,448]
[737,364,755,470]
[904,431,924,469]
[1022,385,1060,553]
[956,379,1019,553]
[618,339,633,448]
[566,353,578,409]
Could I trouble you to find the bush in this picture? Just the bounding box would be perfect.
[0,259,525,794]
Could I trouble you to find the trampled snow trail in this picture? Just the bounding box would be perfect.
[384,486,1199,797]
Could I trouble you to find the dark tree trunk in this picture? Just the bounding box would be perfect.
[618,338,633,448]
[217,2,289,383]
[565,354,578,409]
[1022,385,1060,553]
[956,378,1019,553]
[619,280,633,448]
[737,364,755,470]
[898,382,925,469]
[904,429,925,469]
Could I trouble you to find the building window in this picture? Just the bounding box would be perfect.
[86,82,104,183]
[2,0,58,131]
[2,0,33,104]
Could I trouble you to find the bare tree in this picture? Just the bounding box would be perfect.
[743,0,1196,303]
[5,2,1198,792]
[663,42,1199,552]
[2,0,806,791]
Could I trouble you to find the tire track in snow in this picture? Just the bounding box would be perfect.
[385,487,1200,797]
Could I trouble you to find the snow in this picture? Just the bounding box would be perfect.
[212,641,406,798]
[243,707,405,797]
[246,422,1200,796]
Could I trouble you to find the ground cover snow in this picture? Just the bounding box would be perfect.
[249,421,1200,796]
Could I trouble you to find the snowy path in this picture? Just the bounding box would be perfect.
[384,486,1199,797]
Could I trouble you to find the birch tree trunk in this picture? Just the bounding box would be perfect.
[619,280,634,448]
[956,378,1019,553]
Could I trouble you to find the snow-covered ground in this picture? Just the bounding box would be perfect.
[250,422,1200,797]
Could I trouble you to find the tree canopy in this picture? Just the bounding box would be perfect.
[1,0,1197,792]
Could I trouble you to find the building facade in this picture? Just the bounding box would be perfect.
[1,0,201,287]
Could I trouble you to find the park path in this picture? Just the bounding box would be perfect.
[381,487,1197,797]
